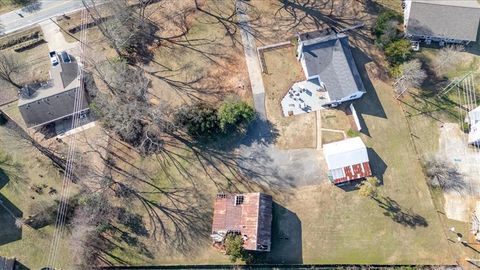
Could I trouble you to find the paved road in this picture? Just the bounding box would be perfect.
[0,0,84,35]
[236,0,267,120]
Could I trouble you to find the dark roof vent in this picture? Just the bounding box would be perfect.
[19,86,33,98]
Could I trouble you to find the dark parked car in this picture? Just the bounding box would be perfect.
[59,51,71,63]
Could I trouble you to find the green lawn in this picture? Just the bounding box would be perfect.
[265,75,453,264]
[0,125,73,269]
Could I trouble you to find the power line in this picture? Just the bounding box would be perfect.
[44,5,89,269]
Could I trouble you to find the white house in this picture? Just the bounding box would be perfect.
[403,0,480,45]
[281,30,366,117]
[323,137,372,185]
[468,106,480,146]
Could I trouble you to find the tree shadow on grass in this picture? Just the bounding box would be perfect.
[19,0,41,13]
[373,196,428,228]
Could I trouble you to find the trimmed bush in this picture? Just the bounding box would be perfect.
[174,103,220,139]
[385,39,412,65]
[0,31,41,50]
[218,99,255,132]
[373,10,402,38]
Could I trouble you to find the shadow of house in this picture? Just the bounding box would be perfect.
[266,202,302,264]
[367,147,387,183]
[349,46,387,137]
[0,193,22,246]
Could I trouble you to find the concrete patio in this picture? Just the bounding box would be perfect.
[281,76,330,116]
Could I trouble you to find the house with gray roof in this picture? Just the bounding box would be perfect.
[17,53,89,130]
[403,0,480,44]
[281,30,366,116]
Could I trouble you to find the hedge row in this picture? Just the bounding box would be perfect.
[13,38,46,52]
[0,30,42,50]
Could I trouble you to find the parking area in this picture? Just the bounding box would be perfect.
[439,123,480,221]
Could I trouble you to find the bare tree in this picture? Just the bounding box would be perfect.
[0,51,22,89]
[89,59,174,155]
[83,0,158,61]
[433,45,464,77]
[394,59,427,97]
[424,155,466,193]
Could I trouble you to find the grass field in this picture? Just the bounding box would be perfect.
[0,27,50,105]
[90,0,455,265]
[0,0,20,14]
[0,124,73,269]
[262,47,317,149]
[90,49,457,266]
[285,68,453,264]
[56,0,252,108]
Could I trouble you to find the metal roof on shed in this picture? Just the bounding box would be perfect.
[323,137,369,170]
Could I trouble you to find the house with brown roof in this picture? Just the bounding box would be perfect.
[211,193,272,251]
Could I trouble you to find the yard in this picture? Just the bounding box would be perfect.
[0,0,473,267]
[262,47,317,149]
[89,44,458,265]
[397,44,480,264]
[0,123,73,269]
[56,0,252,108]
[0,0,22,14]
[0,26,50,105]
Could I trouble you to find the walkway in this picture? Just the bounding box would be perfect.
[0,0,84,35]
[236,0,266,120]
[316,111,322,149]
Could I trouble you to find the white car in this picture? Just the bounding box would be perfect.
[49,51,59,66]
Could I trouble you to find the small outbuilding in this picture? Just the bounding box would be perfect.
[211,192,272,252]
[468,106,480,147]
[323,137,372,185]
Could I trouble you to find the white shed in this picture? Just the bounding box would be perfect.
[468,106,480,146]
[323,137,372,184]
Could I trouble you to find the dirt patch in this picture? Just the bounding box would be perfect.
[438,123,480,222]
[262,46,316,149]
[321,130,345,144]
[321,109,351,132]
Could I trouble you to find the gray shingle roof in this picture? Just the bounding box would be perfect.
[302,33,366,101]
[406,1,480,41]
[18,88,89,128]
[18,57,86,128]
